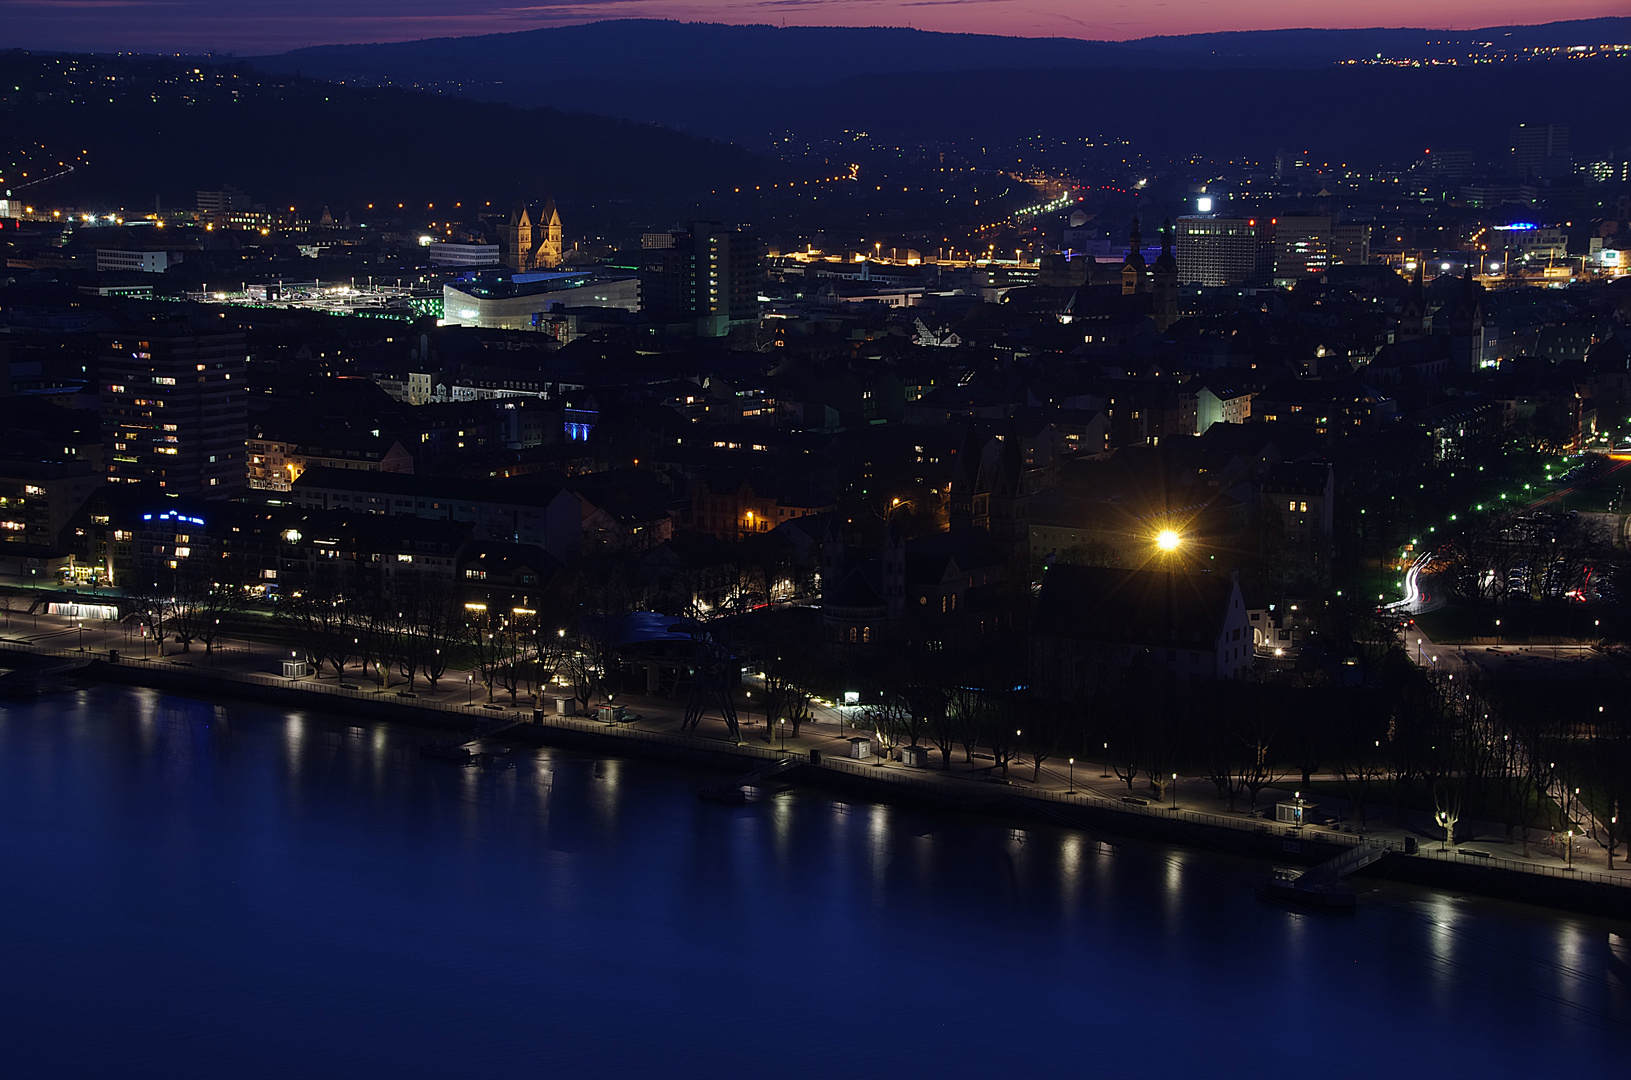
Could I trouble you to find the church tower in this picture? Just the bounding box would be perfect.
[536,198,564,268]
[948,422,983,530]
[503,202,534,271]
[1151,218,1179,332]
[881,515,906,622]
[1121,216,1150,296]
[1399,262,1430,340]
[818,514,844,604]
[1446,265,1485,373]
[986,425,1031,568]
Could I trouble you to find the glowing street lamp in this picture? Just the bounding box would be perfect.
[1156,529,1182,553]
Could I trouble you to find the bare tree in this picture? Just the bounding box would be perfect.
[1236,716,1284,815]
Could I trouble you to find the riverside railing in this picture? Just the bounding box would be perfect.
[9,639,1627,889]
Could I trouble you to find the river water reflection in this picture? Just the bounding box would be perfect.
[1,686,1626,1076]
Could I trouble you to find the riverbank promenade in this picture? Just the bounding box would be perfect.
[3,608,1626,891]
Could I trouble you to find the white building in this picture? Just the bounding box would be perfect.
[97,249,175,274]
[424,243,501,267]
[441,270,640,332]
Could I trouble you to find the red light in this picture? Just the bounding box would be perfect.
[1248,219,1256,226]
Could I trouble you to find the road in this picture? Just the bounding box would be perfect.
[1398,620,1611,850]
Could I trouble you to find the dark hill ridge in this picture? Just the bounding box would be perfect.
[259,16,1631,81]
[0,51,765,213]
[1127,17,1631,60]
[252,18,1631,159]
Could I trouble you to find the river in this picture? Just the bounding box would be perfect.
[0,685,1625,1076]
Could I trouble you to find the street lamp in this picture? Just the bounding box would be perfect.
[779,718,786,751]
[1171,772,1178,812]
[1156,529,1181,553]
[1068,757,1075,793]
[466,673,473,706]
[1102,742,1110,777]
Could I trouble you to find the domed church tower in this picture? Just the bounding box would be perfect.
[1122,216,1151,296]
[1151,218,1179,332]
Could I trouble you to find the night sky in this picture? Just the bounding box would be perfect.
[10,0,1627,55]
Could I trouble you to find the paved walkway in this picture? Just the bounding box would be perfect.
[4,607,1625,883]
[1399,621,1616,859]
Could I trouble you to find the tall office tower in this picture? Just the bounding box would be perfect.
[1174,216,1272,286]
[640,221,763,337]
[1331,223,1371,267]
[1271,214,1332,287]
[195,185,250,220]
[1508,123,1570,175]
[100,326,247,497]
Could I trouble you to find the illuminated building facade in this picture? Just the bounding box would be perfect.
[1271,214,1332,287]
[440,270,640,332]
[99,328,247,497]
[501,199,563,271]
[640,221,763,337]
[1175,216,1272,286]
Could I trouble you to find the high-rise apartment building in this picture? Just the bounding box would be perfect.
[1508,123,1570,174]
[1174,216,1272,286]
[100,327,248,497]
[195,185,249,219]
[640,221,763,337]
[1330,223,1370,268]
[1271,214,1332,287]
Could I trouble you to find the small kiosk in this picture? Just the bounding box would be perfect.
[1275,798,1308,827]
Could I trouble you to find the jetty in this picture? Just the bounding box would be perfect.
[699,757,801,803]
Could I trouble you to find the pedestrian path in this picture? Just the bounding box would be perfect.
[3,608,1625,887]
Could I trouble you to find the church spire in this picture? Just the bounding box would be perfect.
[1122,215,1150,296]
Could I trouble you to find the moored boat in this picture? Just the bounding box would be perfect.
[1256,870,1357,911]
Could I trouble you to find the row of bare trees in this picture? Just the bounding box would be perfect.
[126,564,246,654]
[277,567,468,693]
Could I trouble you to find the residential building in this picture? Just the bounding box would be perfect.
[1272,214,1332,287]
[247,429,414,492]
[0,459,101,553]
[640,221,763,337]
[99,326,247,497]
[288,467,582,560]
[1031,565,1254,694]
[1258,462,1335,554]
[1508,123,1570,175]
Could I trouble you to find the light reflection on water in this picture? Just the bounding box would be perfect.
[0,685,1625,1078]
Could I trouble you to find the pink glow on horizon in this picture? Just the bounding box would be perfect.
[4,0,1628,54]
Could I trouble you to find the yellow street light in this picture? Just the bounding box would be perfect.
[1156,529,1182,552]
